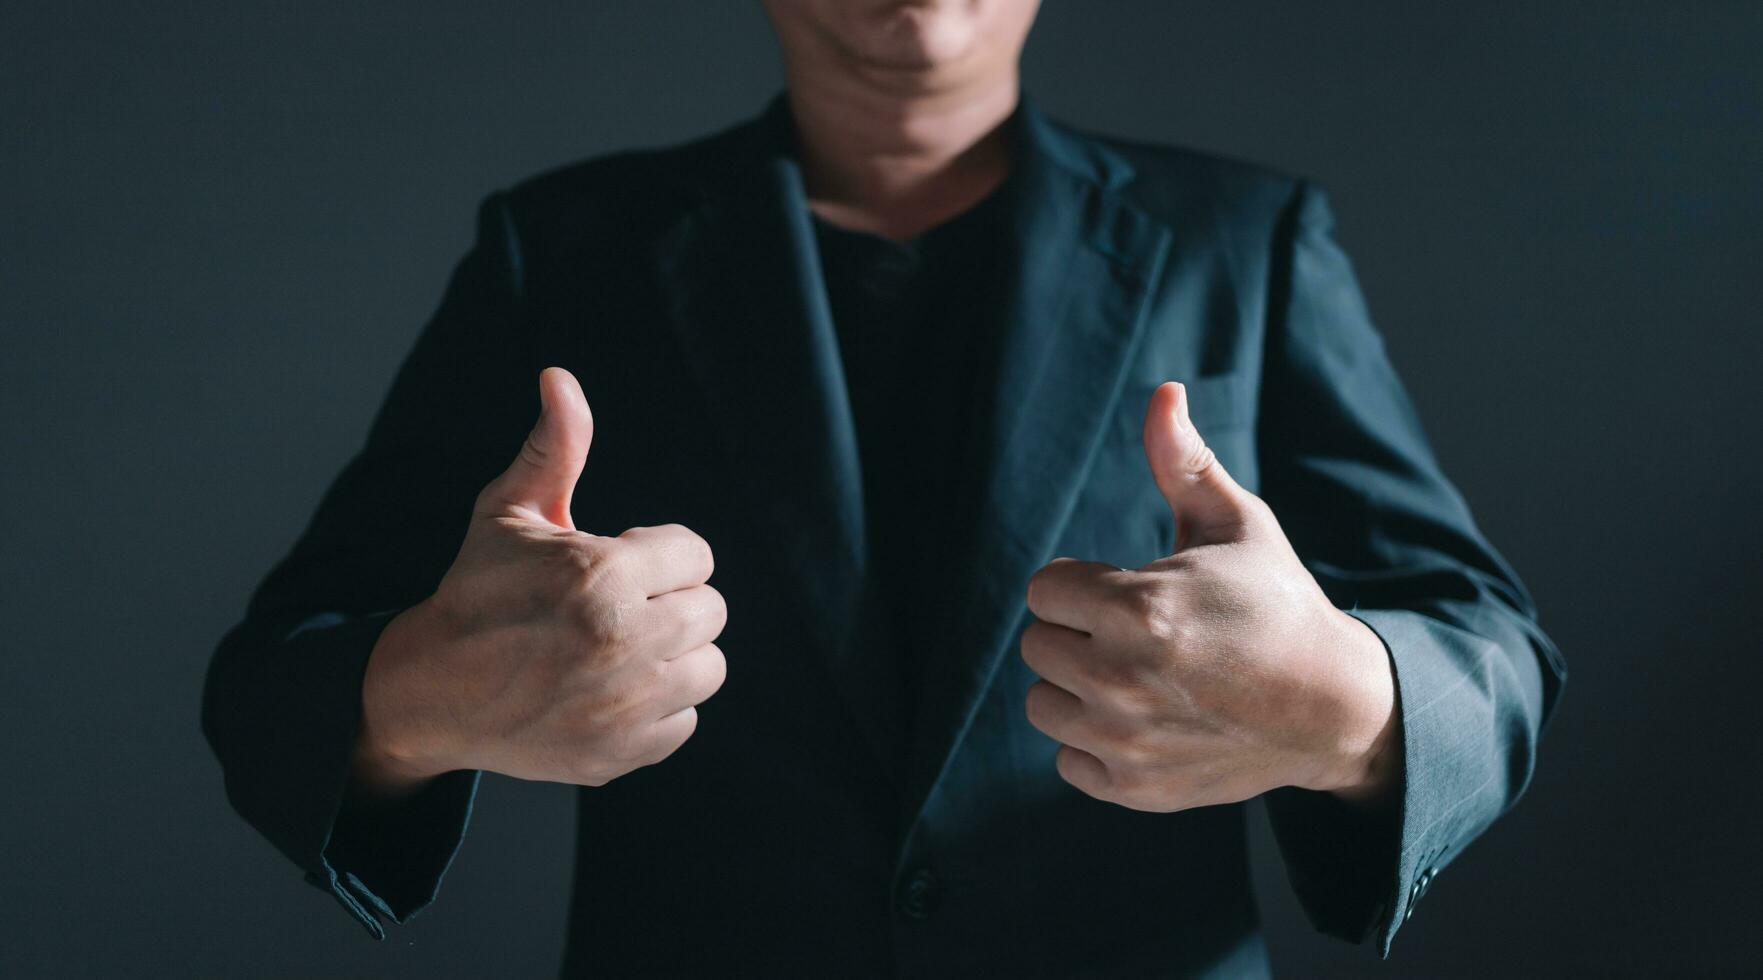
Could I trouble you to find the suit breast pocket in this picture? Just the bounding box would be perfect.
[1062,373,1253,569]
[1108,372,1249,446]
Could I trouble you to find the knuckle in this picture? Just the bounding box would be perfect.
[701,646,729,697]
[572,767,609,788]
[676,706,701,741]
[614,524,648,547]
[1024,566,1053,610]
[626,523,714,580]
[603,722,648,767]
[577,691,628,739]
[674,525,714,576]
[560,556,602,600]
[631,656,669,698]
[634,740,671,770]
[668,709,701,751]
[1108,729,1157,770]
[1053,745,1094,787]
[701,585,729,635]
[565,747,614,786]
[580,765,614,788]
[1121,581,1180,642]
[643,711,698,767]
[561,537,624,593]
[578,594,638,650]
[664,647,725,706]
[591,537,638,582]
[578,683,643,745]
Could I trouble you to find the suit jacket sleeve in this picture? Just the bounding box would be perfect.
[200,189,534,939]
[1253,181,1568,955]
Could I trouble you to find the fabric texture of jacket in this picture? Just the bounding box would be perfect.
[201,87,1567,978]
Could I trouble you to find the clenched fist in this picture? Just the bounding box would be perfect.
[349,367,727,801]
[1021,381,1401,813]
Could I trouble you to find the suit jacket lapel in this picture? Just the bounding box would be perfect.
[900,91,1176,822]
[648,93,909,786]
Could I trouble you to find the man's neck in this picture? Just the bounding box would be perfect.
[785,73,1019,241]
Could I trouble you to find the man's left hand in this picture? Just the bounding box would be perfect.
[1022,381,1401,812]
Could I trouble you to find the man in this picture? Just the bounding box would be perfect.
[202,1,1566,975]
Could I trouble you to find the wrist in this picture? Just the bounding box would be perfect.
[351,603,453,801]
[1309,610,1403,808]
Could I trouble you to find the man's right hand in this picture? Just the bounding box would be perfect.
[349,367,727,801]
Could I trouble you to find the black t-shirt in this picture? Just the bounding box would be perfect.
[809,171,1019,712]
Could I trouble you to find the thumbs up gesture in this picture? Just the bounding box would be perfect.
[1021,382,1401,812]
[351,368,727,798]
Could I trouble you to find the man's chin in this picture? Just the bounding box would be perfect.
[862,5,980,65]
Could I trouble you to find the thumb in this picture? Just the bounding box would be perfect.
[1142,380,1254,548]
[479,367,593,529]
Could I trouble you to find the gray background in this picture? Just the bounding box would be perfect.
[3,1,1759,976]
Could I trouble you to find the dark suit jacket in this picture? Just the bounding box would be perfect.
[202,88,1566,978]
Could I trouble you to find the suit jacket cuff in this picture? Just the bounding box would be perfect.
[311,766,482,939]
[1265,607,1515,956]
[270,609,483,939]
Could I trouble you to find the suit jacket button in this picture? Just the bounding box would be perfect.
[898,868,941,920]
